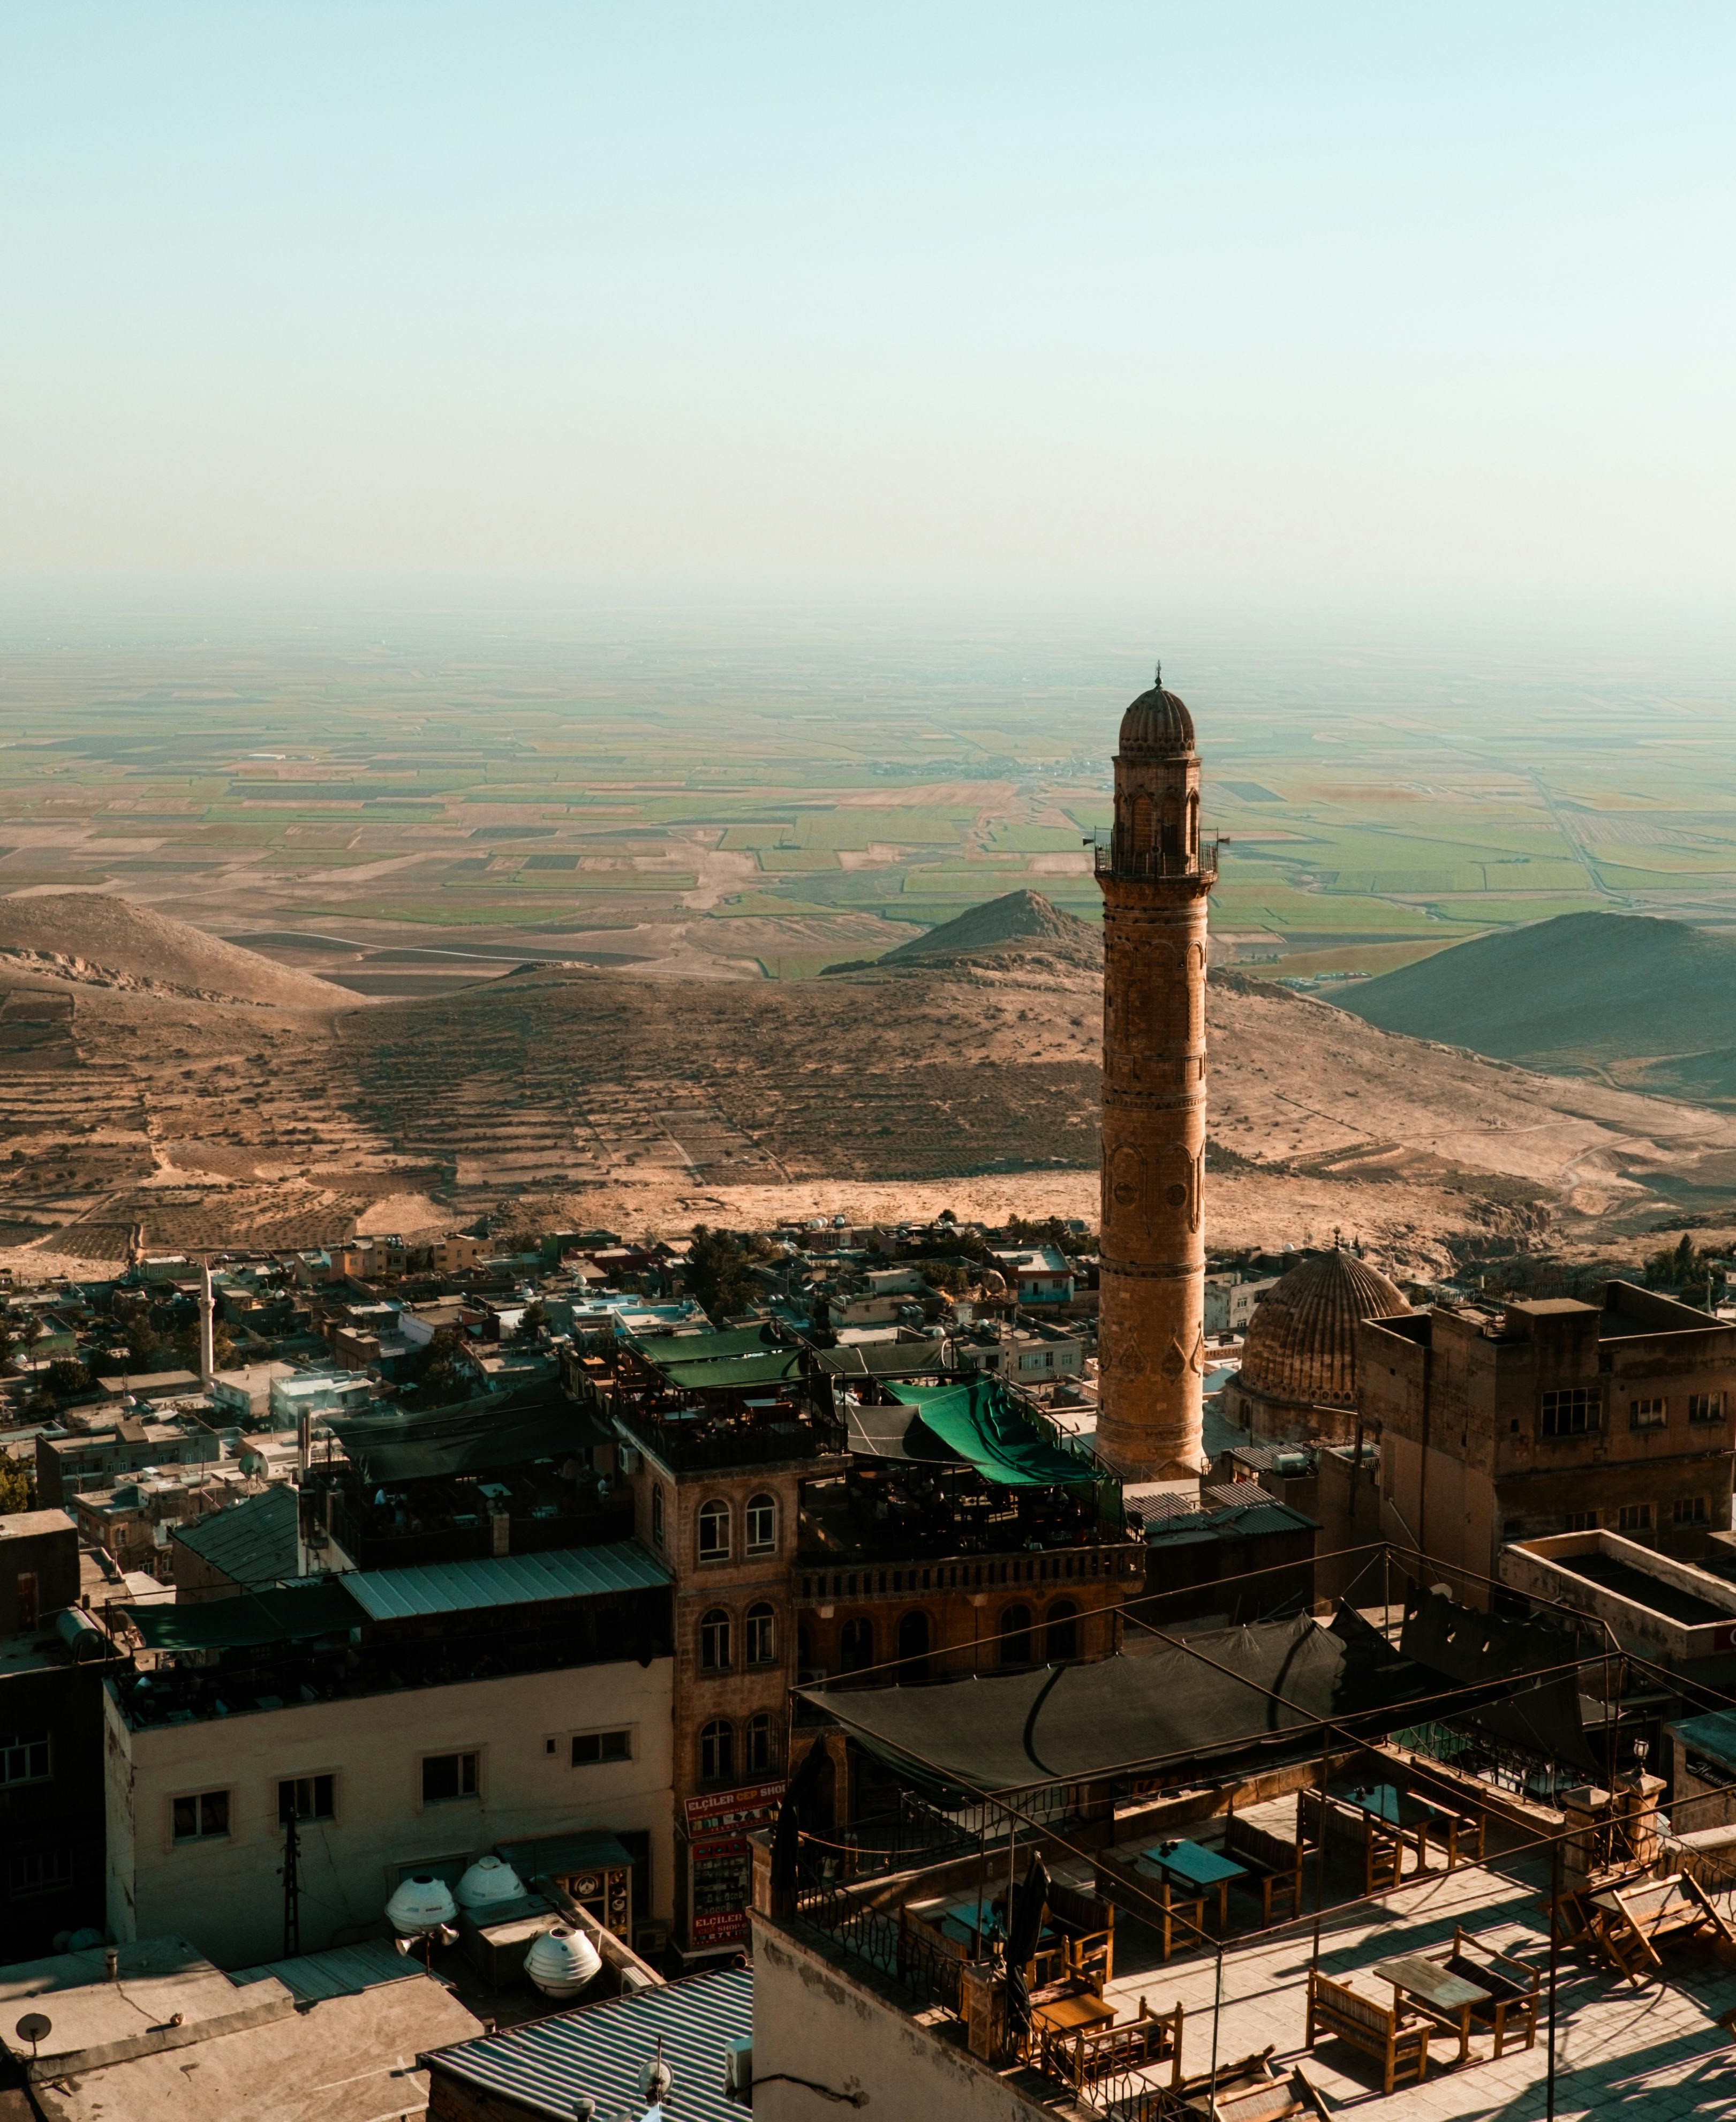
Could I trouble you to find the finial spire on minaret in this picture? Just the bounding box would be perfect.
[1154,660,1162,689]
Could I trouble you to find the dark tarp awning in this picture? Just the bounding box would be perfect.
[821,1338,952,1381]
[844,1398,964,1464]
[1400,1586,1597,1773]
[630,1325,788,1368]
[122,1578,364,1652]
[887,1377,1101,1491]
[327,1387,606,1483]
[798,1614,1430,1798]
[653,1349,806,1392]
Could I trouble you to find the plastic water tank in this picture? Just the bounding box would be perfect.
[455,1855,524,1915]
[385,1874,458,1936]
[524,1924,602,1999]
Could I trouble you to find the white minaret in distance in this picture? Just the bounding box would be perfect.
[199,1261,215,1386]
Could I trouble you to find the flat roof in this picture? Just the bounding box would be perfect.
[344,1540,671,1620]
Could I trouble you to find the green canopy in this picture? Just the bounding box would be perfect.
[122,1579,364,1652]
[654,1349,805,1392]
[632,1325,788,1369]
[887,1376,1101,1489]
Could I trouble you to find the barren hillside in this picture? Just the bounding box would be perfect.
[0,893,349,1010]
[3,889,1735,1274]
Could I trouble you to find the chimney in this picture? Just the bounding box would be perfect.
[490,1505,511,1557]
[103,1946,119,1982]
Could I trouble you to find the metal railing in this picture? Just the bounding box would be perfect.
[1093,837,1219,883]
[794,1879,963,2017]
[617,1402,848,1472]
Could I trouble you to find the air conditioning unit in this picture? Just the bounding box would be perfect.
[618,1444,641,1477]
[721,2037,753,2103]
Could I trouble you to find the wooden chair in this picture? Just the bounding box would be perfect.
[1297,1788,1403,1898]
[1224,1815,1304,1925]
[1437,1925,1540,2056]
[1041,1995,1183,2092]
[1047,1876,1116,1985]
[1304,1966,1429,2096]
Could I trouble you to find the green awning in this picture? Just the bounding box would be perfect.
[632,1325,788,1368]
[887,1377,1101,1489]
[122,1579,364,1652]
[654,1349,805,1392]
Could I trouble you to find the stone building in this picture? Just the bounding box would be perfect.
[1094,668,1217,1479]
[1219,1248,1410,1442]
[1358,1283,1736,1592]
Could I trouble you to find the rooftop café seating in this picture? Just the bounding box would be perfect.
[1435,1925,1541,2056]
[1222,1814,1305,1927]
[1039,1995,1183,2096]
[1581,1870,1736,1987]
[1304,1966,1430,2096]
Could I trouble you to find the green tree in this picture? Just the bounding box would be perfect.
[412,1327,474,1406]
[687,1226,759,1320]
[0,1458,31,1514]
[42,1357,90,1404]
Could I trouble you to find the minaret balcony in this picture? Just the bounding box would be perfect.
[1093,836,1219,882]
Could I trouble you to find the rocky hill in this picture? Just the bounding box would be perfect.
[1334,910,1736,1100]
[6,889,1736,1272]
[0,893,349,1010]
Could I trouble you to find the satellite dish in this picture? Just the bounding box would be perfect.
[16,2013,52,2058]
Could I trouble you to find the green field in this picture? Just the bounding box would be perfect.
[6,605,1736,981]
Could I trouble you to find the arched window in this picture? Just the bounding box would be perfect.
[697,1499,730,1563]
[1187,791,1199,857]
[744,1712,777,1776]
[745,1601,776,1667]
[999,1604,1034,1667]
[896,1609,931,1682]
[651,1486,665,1552]
[1046,1599,1080,1663]
[840,1617,874,1673]
[700,1608,732,1673]
[745,1493,777,1555]
[699,1719,734,1786]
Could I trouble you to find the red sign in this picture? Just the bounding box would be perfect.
[691,1838,753,1944]
[682,1779,787,1841]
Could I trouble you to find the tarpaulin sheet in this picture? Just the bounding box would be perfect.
[328,1386,603,1483]
[1401,1586,1597,1773]
[123,1578,363,1651]
[887,1376,1098,1489]
[799,1614,1422,1796]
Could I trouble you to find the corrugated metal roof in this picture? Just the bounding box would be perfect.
[429,1964,752,2121]
[231,1939,424,2003]
[345,1540,671,1620]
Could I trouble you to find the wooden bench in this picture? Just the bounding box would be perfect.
[1436,1925,1539,2057]
[1304,1966,1429,2095]
[1224,1816,1304,1926]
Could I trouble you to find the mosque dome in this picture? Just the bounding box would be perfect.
[1224,1249,1410,1442]
[1119,669,1196,759]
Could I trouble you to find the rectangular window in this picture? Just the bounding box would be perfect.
[172,1790,230,1841]
[1618,1503,1653,1534]
[1541,1387,1599,1438]
[0,1733,50,1788]
[8,1847,73,1899]
[1689,1393,1725,1426]
[651,1486,666,1552]
[421,1751,479,1804]
[571,1729,632,1767]
[1674,1496,1709,1527]
[1629,1397,1667,1431]
[1564,1510,1598,1532]
[277,1774,335,1824]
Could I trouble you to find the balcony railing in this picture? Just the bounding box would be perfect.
[1093,834,1220,882]
[796,1539,1146,1605]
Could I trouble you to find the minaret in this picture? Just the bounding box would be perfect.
[1095,667,1217,1479]
[198,1261,216,1387]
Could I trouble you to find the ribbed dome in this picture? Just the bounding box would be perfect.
[1119,672,1196,760]
[1239,1250,1410,1412]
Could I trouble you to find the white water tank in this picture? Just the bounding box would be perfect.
[456,1855,524,1915]
[524,1923,602,1999]
[385,1873,458,1936]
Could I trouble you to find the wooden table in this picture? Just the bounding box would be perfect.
[1370,1952,1489,2065]
[1129,1842,1239,1952]
[1032,1988,1116,2036]
[1338,1784,1438,1875]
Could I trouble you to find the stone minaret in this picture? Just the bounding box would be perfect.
[1095,667,1217,1479]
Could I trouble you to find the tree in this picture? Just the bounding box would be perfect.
[412,1327,474,1407]
[687,1226,759,1320]
[0,1458,31,1513]
[515,1300,547,1342]
[42,1357,90,1404]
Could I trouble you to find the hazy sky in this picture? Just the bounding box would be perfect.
[3,4,1732,592]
